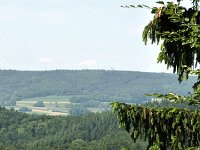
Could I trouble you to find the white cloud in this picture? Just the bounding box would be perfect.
[38,57,53,63]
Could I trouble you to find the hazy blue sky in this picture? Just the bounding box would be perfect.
[0,0,191,72]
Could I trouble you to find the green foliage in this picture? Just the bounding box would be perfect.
[69,106,92,116]
[113,0,200,149]
[18,107,32,112]
[0,107,146,150]
[142,1,200,80]
[146,91,200,108]
[33,101,45,107]
[112,102,200,149]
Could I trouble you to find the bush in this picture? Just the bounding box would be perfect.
[33,101,45,107]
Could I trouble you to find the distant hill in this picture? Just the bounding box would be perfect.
[0,70,196,106]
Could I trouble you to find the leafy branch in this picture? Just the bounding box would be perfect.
[111,102,200,149]
[112,0,200,149]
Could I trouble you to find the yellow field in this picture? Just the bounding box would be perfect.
[31,108,68,116]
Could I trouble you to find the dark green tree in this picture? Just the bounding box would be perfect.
[68,106,91,116]
[112,1,200,149]
[33,101,45,107]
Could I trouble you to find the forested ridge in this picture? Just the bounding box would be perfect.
[0,70,196,106]
[0,107,146,150]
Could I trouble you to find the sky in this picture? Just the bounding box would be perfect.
[0,0,191,72]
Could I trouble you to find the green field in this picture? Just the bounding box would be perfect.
[15,95,110,116]
[15,96,71,115]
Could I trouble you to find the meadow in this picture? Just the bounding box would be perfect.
[15,95,110,115]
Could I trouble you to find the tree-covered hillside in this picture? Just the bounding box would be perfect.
[0,70,196,106]
[0,107,146,150]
